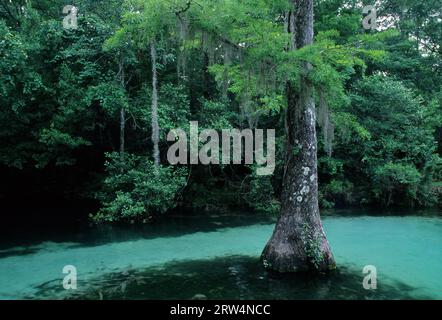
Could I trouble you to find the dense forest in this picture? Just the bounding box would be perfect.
[1,0,441,226]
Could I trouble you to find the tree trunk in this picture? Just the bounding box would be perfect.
[261,0,335,273]
[150,40,160,167]
[120,107,125,157]
[119,54,125,160]
[202,51,209,98]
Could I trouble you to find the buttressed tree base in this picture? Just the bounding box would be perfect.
[262,0,336,273]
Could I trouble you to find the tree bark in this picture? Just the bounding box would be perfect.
[261,0,336,273]
[119,54,125,160]
[150,40,160,167]
[120,107,125,157]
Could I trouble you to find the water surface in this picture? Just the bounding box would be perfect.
[0,210,441,300]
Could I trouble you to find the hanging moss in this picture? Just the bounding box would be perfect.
[201,31,216,66]
[177,16,189,78]
[317,90,334,156]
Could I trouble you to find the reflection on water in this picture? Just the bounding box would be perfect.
[30,256,428,300]
[0,210,441,300]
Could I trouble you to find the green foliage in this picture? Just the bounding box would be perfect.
[301,223,324,270]
[93,153,188,222]
[1,0,441,218]
[197,99,236,130]
[319,75,441,207]
[86,83,129,116]
[242,170,279,215]
[157,84,191,133]
[372,162,422,207]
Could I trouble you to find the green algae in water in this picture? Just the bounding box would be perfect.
[0,212,441,300]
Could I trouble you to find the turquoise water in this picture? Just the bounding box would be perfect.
[0,211,441,299]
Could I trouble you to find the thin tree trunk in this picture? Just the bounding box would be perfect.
[120,108,125,157]
[150,40,160,167]
[261,0,335,273]
[119,54,125,160]
[202,51,209,98]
